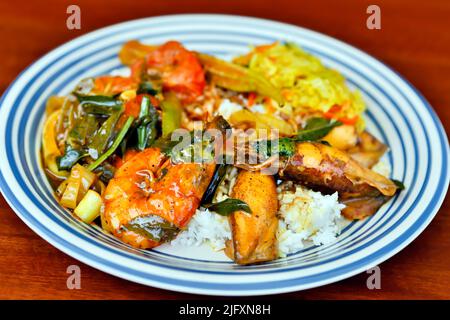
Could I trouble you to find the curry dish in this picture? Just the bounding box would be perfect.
[41,40,403,264]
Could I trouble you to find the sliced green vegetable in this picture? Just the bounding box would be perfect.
[87,116,134,171]
[277,138,297,157]
[74,190,102,223]
[255,137,296,158]
[137,96,158,150]
[255,118,341,158]
[161,92,182,136]
[204,198,252,216]
[123,215,179,242]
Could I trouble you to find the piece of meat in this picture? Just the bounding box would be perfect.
[348,131,388,168]
[280,142,398,219]
[226,170,278,264]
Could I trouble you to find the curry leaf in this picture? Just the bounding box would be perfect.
[87,116,134,171]
[295,117,342,142]
[123,215,179,242]
[137,82,159,95]
[392,179,405,191]
[88,110,123,159]
[57,148,86,171]
[68,114,98,147]
[204,198,252,216]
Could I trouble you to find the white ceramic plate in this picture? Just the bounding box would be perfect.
[0,14,448,296]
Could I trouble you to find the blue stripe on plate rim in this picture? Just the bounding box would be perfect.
[0,14,448,295]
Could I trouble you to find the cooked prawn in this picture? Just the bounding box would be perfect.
[101,147,215,249]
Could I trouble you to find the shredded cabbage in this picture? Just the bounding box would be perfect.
[239,43,366,130]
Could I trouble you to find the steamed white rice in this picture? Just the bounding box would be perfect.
[170,208,230,251]
[171,167,347,257]
[276,182,345,257]
[170,166,238,250]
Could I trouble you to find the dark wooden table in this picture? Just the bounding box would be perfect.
[0,0,449,299]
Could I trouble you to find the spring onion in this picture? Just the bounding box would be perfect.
[137,96,158,150]
[74,190,102,223]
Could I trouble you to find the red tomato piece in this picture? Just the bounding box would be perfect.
[145,41,206,102]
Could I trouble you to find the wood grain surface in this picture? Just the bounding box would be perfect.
[0,0,449,300]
